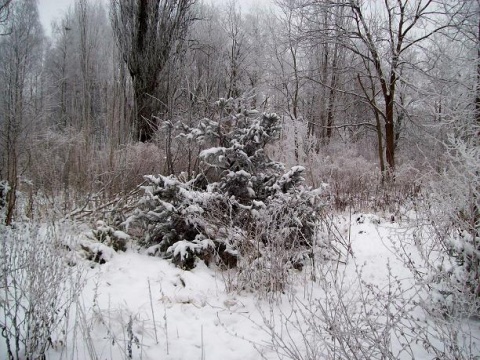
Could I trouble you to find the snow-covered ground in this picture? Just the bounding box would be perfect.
[3,212,480,359]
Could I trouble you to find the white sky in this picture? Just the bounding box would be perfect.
[38,0,274,37]
[38,0,76,35]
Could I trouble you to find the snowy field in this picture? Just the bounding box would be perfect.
[2,211,477,360]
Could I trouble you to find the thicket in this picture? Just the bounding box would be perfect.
[123,98,333,288]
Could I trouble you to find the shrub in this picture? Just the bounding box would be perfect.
[124,97,329,279]
[419,136,480,316]
[0,222,85,359]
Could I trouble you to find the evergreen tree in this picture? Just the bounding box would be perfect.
[125,97,326,270]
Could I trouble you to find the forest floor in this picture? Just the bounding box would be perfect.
[5,210,480,359]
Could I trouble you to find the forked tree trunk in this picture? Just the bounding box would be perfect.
[111,0,194,142]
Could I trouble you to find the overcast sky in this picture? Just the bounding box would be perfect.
[38,0,274,37]
[38,0,77,35]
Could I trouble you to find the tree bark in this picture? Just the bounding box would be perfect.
[385,94,395,171]
[111,0,194,142]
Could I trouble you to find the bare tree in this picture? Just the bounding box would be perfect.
[344,0,457,174]
[0,0,44,225]
[49,14,74,129]
[286,0,462,177]
[266,2,307,162]
[222,1,247,100]
[298,0,346,145]
[185,3,227,112]
[0,0,12,34]
[110,0,195,142]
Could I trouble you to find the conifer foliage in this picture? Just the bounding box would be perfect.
[125,97,326,270]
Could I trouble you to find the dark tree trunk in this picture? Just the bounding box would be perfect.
[385,94,395,172]
[132,0,159,142]
[112,0,194,142]
[325,72,337,139]
[133,77,160,142]
[476,6,480,127]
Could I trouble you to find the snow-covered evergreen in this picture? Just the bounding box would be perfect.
[125,98,327,271]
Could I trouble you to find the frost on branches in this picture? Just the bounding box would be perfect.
[125,98,328,272]
[426,135,480,315]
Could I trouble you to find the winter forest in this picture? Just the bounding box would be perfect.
[1,0,480,358]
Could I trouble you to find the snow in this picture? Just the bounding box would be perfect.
[113,230,131,240]
[252,200,266,208]
[79,240,116,262]
[3,212,479,359]
[228,169,251,178]
[200,147,226,158]
[184,204,204,214]
[159,200,176,212]
[58,251,266,360]
[290,165,305,173]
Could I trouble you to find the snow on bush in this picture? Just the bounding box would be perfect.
[423,135,480,315]
[0,222,86,359]
[125,97,332,281]
[0,180,9,222]
[91,220,129,252]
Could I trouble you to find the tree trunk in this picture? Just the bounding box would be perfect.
[112,0,194,142]
[5,139,17,226]
[375,110,386,183]
[476,6,480,127]
[133,77,159,142]
[384,94,395,172]
[325,68,338,139]
[326,32,339,140]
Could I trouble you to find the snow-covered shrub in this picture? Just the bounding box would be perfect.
[255,255,480,359]
[255,262,414,359]
[125,97,328,276]
[0,222,85,359]
[125,173,222,270]
[231,188,328,295]
[79,240,116,265]
[64,221,129,266]
[0,180,9,222]
[92,220,129,252]
[421,135,480,315]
